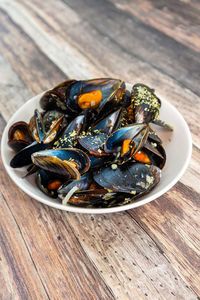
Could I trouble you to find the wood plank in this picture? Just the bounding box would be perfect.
[0,54,33,122]
[128,179,200,296]
[181,146,200,194]
[0,116,49,300]
[66,212,198,300]
[9,0,200,148]
[0,115,114,300]
[59,0,200,96]
[109,0,200,53]
[0,7,66,95]
[0,0,102,80]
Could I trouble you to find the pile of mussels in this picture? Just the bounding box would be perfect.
[8,79,173,208]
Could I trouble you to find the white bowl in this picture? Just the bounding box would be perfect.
[1,85,192,214]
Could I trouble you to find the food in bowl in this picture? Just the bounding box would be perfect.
[8,78,173,208]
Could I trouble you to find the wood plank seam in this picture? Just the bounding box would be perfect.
[0,224,30,299]
[62,216,116,300]
[0,1,96,79]
[3,0,200,101]
[63,0,200,98]
[0,7,67,81]
[1,191,51,300]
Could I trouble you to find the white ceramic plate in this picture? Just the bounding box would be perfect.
[1,85,192,214]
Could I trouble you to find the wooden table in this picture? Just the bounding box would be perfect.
[0,1,199,299]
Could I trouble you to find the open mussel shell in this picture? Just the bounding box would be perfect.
[65,191,108,207]
[130,83,161,123]
[148,127,162,144]
[10,141,50,168]
[31,148,90,179]
[58,172,93,203]
[40,80,76,112]
[29,109,64,144]
[91,108,122,134]
[8,121,33,152]
[105,123,148,154]
[42,110,68,132]
[66,78,125,114]
[53,115,85,149]
[118,126,149,164]
[43,114,64,144]
[94,162,161,194]
[61,183,110,207]
[34,109,46,142]
[36,169,68,198]
[142,141,166,169]
[78,109,123,156]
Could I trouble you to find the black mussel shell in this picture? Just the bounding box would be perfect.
[105,124,148,154]
[91,108,122,135]
[88,153,112,168]
[131,83,161,123]
[121,90,131,108]
[148,127,162,144]
[78,131,109,157]
[78,109,123,156]
[40,80,76,112]
[53,115,85,149]
[8,121,33,152]
[10,141,50,168]
[31,148,90,178]
[64,189,108,207]
[36,169,68,198]
[66,78,125,114]
[142,141,166,169]
[34,109,46,142]
[63,190,140,208]
[43,110,68,132]
[93,162,161,194]
[58,172,93,202]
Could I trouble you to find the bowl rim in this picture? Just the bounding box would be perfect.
[1,89,192,214]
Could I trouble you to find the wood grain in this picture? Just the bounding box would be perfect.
[5,0,200,147]
[60,0,200,96]
[110,0,200,53]
[0,0,200,299]
[66,212,198,300]
[0,117,48,300]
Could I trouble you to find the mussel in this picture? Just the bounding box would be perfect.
[127,83,173,130]
[93,162,161,194]
[10,109,64,168]
[8,121,33,152]
[40,80,76,112]
[31,148,90,179]
[78,108,122,156]
[36,169,67,198]
[105,123,149,164]
[65,78,125,115]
